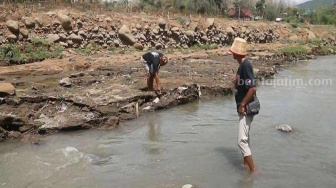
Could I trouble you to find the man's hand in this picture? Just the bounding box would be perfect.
[238,105,246,115]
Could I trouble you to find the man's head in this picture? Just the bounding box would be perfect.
[230,38,247,62]
[160,56,168,66]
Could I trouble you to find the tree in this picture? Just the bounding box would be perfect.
[255,0,265,17]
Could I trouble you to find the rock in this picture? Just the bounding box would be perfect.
[6,20,19,34]
[136,23,142,30]
[104,16,113,22]
[134,43,144,50]
[59,77,72,87]
[289,35,299,41]
[113,39,120,47]
[76,20,83,29]
[185,30,195,40]
[69,33,82,43]
[158,18,166,28]
[207,18,215,28]
[47,34,60,43]
[8,131,22,139]
[19,28,29,38]
[226,27,235,35]
[152,28,159,35]
[171,27,179,32]
[78,30,86,38]
[0,83,15,96]
[109,31,116,37]
[276,124,292,132]
[182,184,193,188]
[34,17,43,27]
[139,34,146,40]
[24,17,35,28]
[100,116,119,129]
[142,106,151,111]
[70,72,85,78]
[118,25,136,45]
[155,43,163,49]
[201,36,209,42]
[52,20,61,28]
[58,33,67,41]
[7,34,17,41]
[92,26,99,32]
[60,41,68,47]
[153,97,160,104]
[307,30,316,40]
[58,14,72,30]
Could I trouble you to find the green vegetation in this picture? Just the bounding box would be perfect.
[281,46,307,56]
[304,7,336,25]
[297,0,335,10]
[192,44,219,50]
[0,38,63,65]
[75,43,102,55]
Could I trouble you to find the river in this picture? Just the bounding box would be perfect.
[1,56,336,188]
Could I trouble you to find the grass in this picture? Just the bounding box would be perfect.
[0,39,64,65]
[75,43,103,55]
[191,44,219,50]
[281,46,308,56]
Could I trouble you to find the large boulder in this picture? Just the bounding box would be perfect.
[185,30,195,40]
[47,34,60,43]
[0,83,16,96]
[24,17,35,29]
[158,18,166,29]
[6,20,19,34]
[226,27,235,35]
[7,34,17,41]
[19,28,29,38]
[118,25,136,45]
[68,34,82,43]
[58,14,72,30]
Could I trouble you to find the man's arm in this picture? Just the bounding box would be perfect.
[238,87,257,114]
[240,87,257,107]
[154,73,161,93]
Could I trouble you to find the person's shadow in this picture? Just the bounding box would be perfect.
[215,147,255,188]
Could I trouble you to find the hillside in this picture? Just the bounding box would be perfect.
[298,0,335,10]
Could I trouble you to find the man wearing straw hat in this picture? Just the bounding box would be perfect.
[230,37,258,175]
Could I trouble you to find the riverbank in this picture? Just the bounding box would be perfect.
[1,5,336,143]
[1,43,335,144]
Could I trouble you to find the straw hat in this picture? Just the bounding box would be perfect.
[230,38,248,56]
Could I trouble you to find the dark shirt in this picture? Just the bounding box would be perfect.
[142,52,164,74]
[235,59,256,106]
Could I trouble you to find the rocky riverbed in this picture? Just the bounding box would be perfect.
[0,5,336,143]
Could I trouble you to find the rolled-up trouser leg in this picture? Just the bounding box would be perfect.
[238,115,254,157]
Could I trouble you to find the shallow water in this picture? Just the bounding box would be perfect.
[1,56,336,188]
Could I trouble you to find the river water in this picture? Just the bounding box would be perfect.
[1,56,336,188]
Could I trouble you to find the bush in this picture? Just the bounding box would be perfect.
[0,41,63,65]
